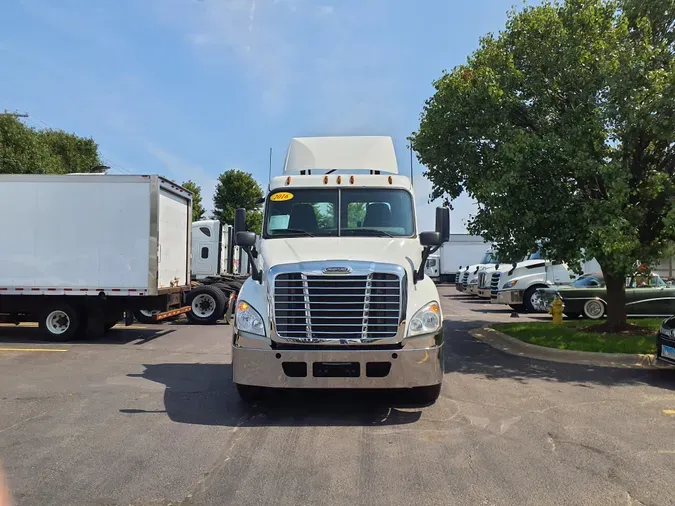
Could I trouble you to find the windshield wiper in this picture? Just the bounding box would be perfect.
[345,229,393,237]
[273,229,315,237]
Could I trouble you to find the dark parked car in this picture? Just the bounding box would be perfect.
[538,273,675,319]
[657,316,675,365]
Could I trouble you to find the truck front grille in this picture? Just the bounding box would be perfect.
[477,271,486,289]
[490,272,502,297]
[455,271,461,285]
[461,271,470,288]
[273,273,401,340]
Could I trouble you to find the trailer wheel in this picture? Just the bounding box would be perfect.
[133,310,162,324]
[39,303,80,342]
[407,384,441,406]
[236,383,266,403]
[186,285,227,324]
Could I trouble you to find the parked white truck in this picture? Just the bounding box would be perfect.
[490,251,601,312]
[230,136,449,404]
[455,249,496,293]
[0,174,194,340]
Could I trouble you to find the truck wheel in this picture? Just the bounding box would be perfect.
[524,286,547,313]
[133,310,161,324]
[408,384,441,405]
[104,311,123,332]
[236,383,266,403]
[39,303,80,342]
[186,285,227,324]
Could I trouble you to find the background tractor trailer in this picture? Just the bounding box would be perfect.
[0,174,194,340]
[425,235,493,284]
[134,219,250,324]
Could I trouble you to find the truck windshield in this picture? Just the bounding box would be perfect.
[264,188,415,238]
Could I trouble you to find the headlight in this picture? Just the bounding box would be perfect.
[235,300,265,336]
[502,280,517,289]
[408,301,441,336]
[661,325,675,339]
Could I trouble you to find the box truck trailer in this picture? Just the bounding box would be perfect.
[0,174,194,340]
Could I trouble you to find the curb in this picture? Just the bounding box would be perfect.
[469,326,675,370]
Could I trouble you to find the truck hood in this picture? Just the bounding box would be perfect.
[258,237,423,277]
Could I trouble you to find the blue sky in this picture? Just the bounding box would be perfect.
[1,0,520,232]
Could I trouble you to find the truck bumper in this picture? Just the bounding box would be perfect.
[467,284,478,295]
[232,332,444,389]
[492,289,524,305]
[477,288,491,298]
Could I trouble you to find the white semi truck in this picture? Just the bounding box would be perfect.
[230,136,449,404]
[0,174,194,340]
[454,249,497,293]
[489,252,601,312]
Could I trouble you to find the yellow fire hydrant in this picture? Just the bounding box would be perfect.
[549,297,564,325]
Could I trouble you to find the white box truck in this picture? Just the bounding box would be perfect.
[230,136,449,404]
[0,174,194,340]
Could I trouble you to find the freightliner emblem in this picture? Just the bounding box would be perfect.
[323,266,352,274]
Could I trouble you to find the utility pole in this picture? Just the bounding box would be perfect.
[0,110,29,118]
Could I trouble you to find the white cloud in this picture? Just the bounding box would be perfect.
[147,144,220,214]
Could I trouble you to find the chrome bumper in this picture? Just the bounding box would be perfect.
[492,289,523,305]
[232,332,444,389]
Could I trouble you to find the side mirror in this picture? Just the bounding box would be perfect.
[236,231,256,247]
[234,208,247,235]
[420,231,442,246]
[435,207,450,243]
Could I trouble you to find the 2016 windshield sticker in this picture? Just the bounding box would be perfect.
[271,192,294,201]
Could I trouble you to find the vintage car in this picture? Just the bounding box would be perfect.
[537,273,675,319]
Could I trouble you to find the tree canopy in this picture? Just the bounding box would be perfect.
[181,180,206,222]
[212,169,264,234]
[411,0,674,328]
[0,116,102,174]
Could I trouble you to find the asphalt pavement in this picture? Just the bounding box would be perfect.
[1,287,674,506]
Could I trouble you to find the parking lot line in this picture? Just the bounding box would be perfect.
[0,347,68,352]
[663,410,675,415]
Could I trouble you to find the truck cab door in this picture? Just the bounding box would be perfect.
[192,243,215,278]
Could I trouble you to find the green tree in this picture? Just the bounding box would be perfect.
[411,0,675,329]
[181,180,206,222]
[0,116,102,174]
[213,169,264,234]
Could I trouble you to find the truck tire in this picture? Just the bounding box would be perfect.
[39,303,80,342]
[133,310,162,324]
[523,285,547,313]
[104,311,123,332]
[236,383,266,403]
[186,285,227,324]
[408,384,441,405]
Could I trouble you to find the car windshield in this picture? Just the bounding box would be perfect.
[630,274,667,288]
[571,274,604,288]
[264,188,415,238]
